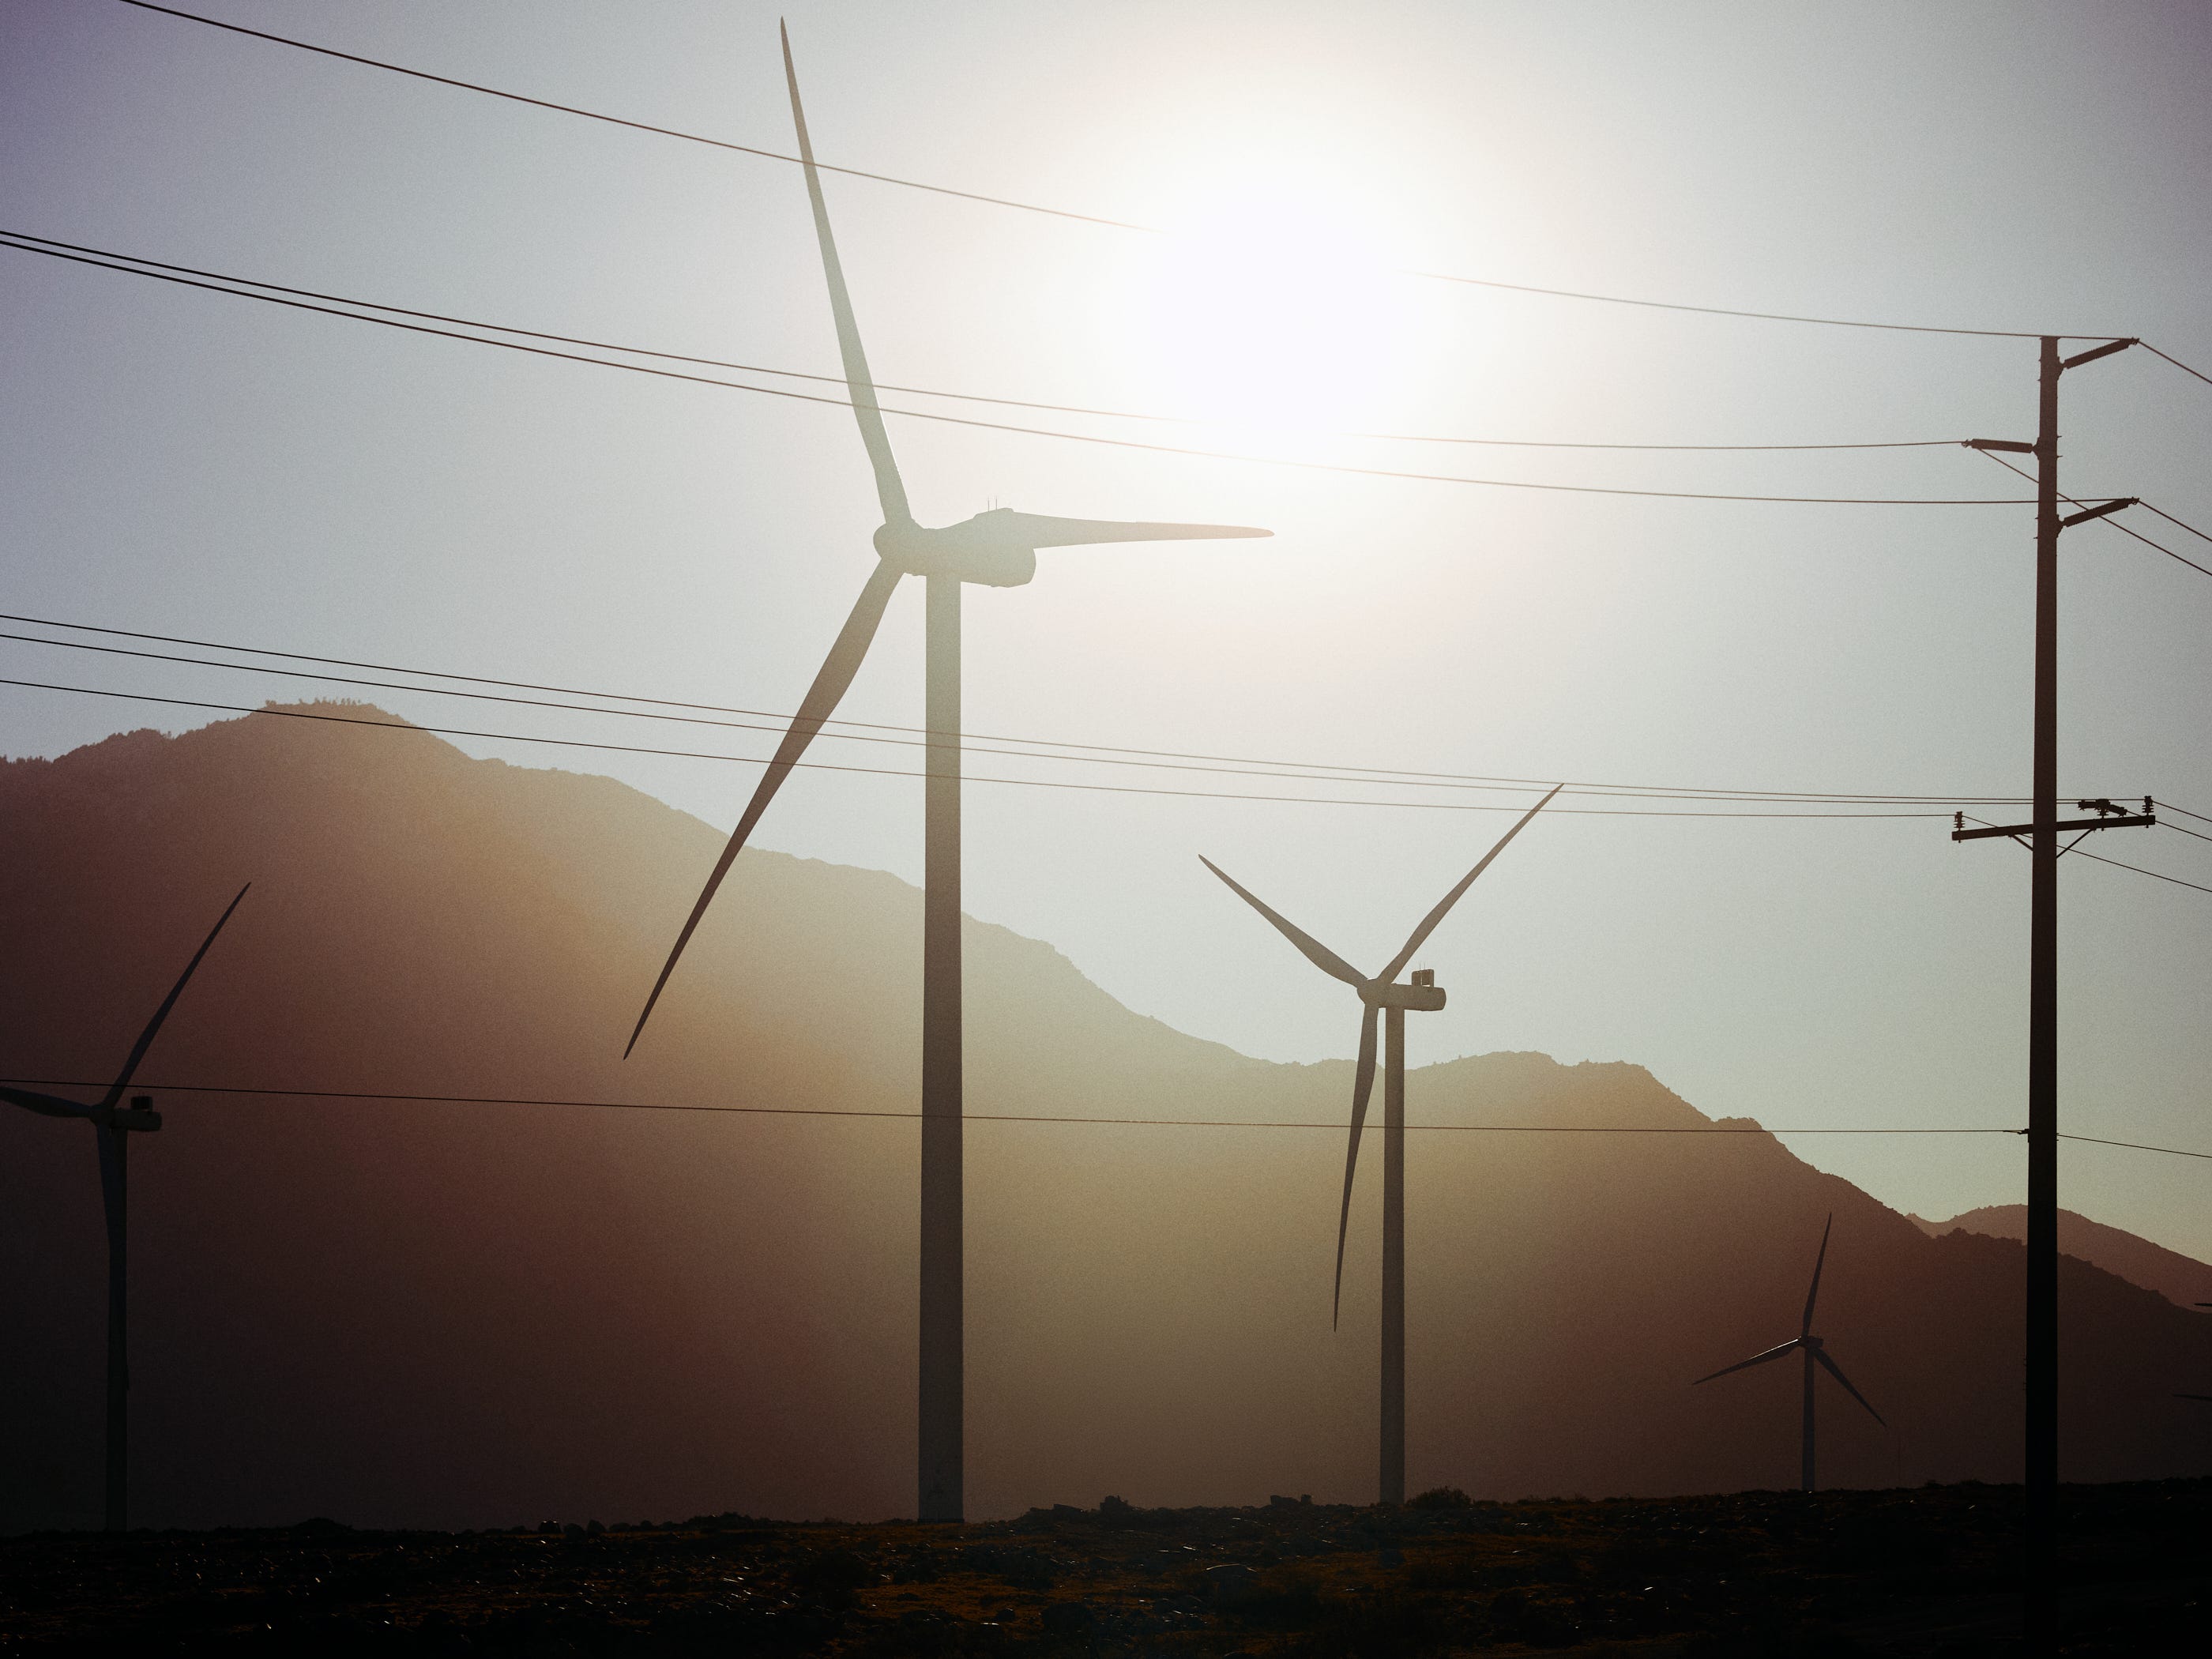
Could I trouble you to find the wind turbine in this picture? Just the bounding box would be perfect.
[1200,786,1559,1505]
[1,883,250,1531]
[1692,1213,1885,1492]
[621,26,1269,1522]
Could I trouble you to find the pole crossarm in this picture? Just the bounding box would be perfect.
[2060,337,2138,371]
[2060,498,2137,529]
[1952,812,2154,842]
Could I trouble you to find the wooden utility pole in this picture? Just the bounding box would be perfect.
[2026,331,2061,1602]
[1960,333,2142,1635]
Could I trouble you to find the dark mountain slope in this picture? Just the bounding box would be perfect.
[1910,1204,2212,1311]
[3,707,2206,1531]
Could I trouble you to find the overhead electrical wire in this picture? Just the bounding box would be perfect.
[2060,1132,2212,1164]
[0,609,2045,808]
[1966,450,2212,580]
[2141,343,2212,392]
[0,235,2033,508]
[112,0,1157,233]
[0,674,1959,820]
[113,0,2113,344]
[2137,502,2212,547]
[9,667,2192,905]
[0,1074,2028,1136]
[0,232,1970,457]
[0,627,2045,811]
[2069,848,2212,897]
[6,1073,2206,1161]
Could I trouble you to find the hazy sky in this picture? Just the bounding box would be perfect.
[3,2,2208,1257]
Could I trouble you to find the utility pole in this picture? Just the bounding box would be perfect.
[1958,333,2143,1636]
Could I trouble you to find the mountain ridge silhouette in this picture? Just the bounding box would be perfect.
[5,705,2207,1531]
[1910,1205,2212,1311]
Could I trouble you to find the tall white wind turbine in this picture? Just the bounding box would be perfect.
[1202,787,1559,1503]
[622,26,1270,1522]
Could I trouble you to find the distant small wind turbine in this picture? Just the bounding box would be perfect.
[621,25,1268,1522]
[1202,786,1559,1504]
[0,884,249,1531]
[1693,1212,1884,1492]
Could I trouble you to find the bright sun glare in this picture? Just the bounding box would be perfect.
[1127,166,1423,441]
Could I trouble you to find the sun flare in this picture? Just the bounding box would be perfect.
[1123,161,1424,442]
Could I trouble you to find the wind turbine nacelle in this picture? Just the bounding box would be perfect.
[873,519,1038,589]
[1364,980,1446,1012]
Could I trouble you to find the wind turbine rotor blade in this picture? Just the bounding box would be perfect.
[1,1085,100,1120]
[1691,1337,1801,1386]
[1197,857,1364,987]
[1331,1003,1381,1330]
[989,512,1271,549]
[1803,1213,1834,1337]
[781,23,910,527]
[100,883,250,1110]
[1811,1346,1885,1425]
[1379,784,1563,983]
[626,561,903,1057]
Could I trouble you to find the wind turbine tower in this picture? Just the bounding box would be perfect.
[1692,1213,1885,1492]
[622,28,1269,1522]
[1202,787,1559,1503]
[1,884,249,1531]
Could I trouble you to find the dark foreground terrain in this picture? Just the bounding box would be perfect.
[2,1481,2205,1657]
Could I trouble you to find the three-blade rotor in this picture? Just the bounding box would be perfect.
[1691,1212,1883,1424]
[1,884,248,1149]
[624,28,1267,1056]
[1202,785,1561,1324]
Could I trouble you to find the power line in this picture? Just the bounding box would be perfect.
[0,626,2040,811]
[0,235,2033,509]
[2137,502,2212,548]
[2058,1132,2212,1164]
[2142,343,2212,392]
[0,675,1960,819]
[2157,799,2212,828]
[0,232,1970,457]
[1403,266,2051,341]
[2071,848,2212,897]
[0,1075,2022,1135]
[10,1073,2208,1161]
[0,609,2054,807]
[114,0,2103,344]
[2160,821,2212,848]
[1968,450,2212,579]
[111,0,1146,233]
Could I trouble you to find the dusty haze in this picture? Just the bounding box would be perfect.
[3,708,2207,1531]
